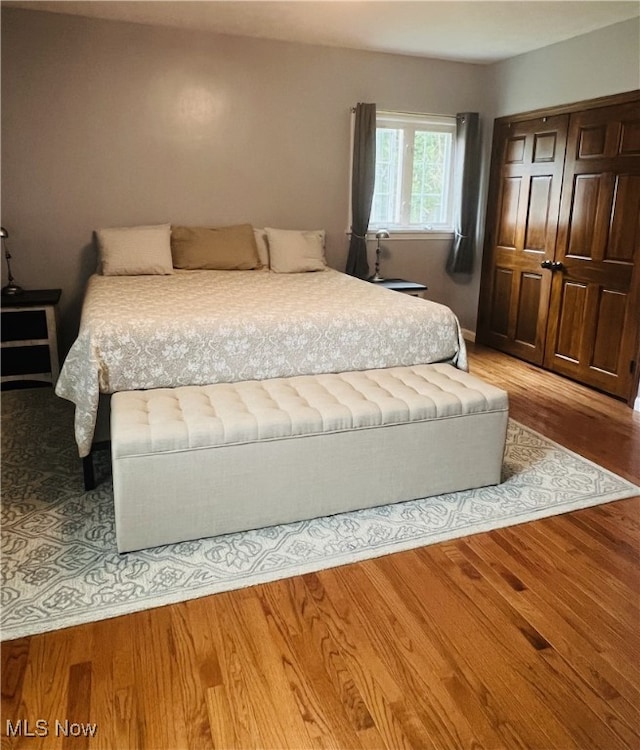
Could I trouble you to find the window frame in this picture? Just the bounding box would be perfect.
[353,110,457,239]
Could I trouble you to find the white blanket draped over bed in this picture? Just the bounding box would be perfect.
[56,269,467,457]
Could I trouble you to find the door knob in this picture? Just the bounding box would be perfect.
[540,260,564,271]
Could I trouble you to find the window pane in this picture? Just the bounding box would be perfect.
[365,113,455,231]
[371,128,401,224]
[410,130,452,225]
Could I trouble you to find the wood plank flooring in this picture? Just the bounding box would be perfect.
[2,344,639,749]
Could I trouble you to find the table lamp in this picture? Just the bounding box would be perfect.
[370,229,389,282]
[1,227,22,296]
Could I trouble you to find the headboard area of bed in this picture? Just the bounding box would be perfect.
[55,223,467,457]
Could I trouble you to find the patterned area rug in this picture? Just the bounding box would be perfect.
[2,388,638,641]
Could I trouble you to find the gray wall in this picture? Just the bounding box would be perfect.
[1,7,487,351]
[1,8,639,354]
[488,18,640,118]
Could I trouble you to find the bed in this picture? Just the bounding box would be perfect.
[55,268,467,459]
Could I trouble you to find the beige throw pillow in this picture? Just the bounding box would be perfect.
[97,224,173,276]
[171,224,261,270]
[265,228,327,273]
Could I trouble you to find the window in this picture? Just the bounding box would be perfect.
[370,111,456,233]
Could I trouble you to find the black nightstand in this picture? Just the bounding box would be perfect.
[372,278,428,297]
[1,289,62,386]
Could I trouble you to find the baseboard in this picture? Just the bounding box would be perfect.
[634,395,640,412]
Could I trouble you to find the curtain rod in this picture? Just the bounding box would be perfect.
[350,106,454,118]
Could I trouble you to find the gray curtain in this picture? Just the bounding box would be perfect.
[446,112,480,275]
[346,103,376,278]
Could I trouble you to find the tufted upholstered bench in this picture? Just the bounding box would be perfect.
[110,363,509,552]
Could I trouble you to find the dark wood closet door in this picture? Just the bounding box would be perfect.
[544,101,640,398]
[477,115,568,364]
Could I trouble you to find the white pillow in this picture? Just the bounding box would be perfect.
[265,228,326,273]
[97,224,173,276]
[253,228,270,268]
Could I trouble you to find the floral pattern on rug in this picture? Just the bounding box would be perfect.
[1,388,638,640]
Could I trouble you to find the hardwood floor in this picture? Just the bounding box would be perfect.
[2,344,639,749]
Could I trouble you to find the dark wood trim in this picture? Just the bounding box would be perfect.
[494,89,640,126]
[476,115,508,342]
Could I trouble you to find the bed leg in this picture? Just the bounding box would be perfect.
[83,453,96,491]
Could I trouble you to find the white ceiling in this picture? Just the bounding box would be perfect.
[3,0,639,64]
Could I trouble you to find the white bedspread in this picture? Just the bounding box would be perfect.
[55,269,467,456]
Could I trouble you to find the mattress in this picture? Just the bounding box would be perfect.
[55,268,467,457]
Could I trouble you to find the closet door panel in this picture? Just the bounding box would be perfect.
[592,289,627,373]
[609,174,640,262]
[496,176,521,248]
[515,272,543,347]
[566,174,606,258]
[554,280,588,363]
[544,101,640,398]
[525,176,553,251]
[489,267,513,337]
[477,115,568,364]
